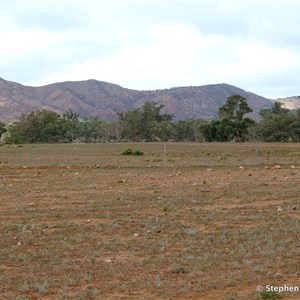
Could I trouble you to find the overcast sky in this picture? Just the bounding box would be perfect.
[0,0,299,98]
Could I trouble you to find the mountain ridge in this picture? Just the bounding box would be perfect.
[272,96,300,110]
[0,78,273,122]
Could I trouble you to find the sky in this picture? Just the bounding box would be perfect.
[0,0,299,99]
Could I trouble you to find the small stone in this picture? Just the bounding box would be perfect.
[105,259,112,263]
[239,166,244,170]
[277,206,283,212]
[274,165,281,170]
[17,242,22,246]
[133,233,139,237]
[289,205,298,211]
[273,272,283,279]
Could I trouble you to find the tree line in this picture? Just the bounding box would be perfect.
[0,94,299,143]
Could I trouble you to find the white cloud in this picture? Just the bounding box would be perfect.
[34,23,228,88]
[1,0,300,98]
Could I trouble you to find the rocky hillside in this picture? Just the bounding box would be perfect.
[272,96,300,110]
[0,78,273,122]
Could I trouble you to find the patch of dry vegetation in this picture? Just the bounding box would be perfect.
[0,143,299,299]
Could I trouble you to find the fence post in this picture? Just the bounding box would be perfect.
[164,143,167,172]
[35,144,39,166]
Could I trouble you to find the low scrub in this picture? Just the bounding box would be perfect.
[122,149,144,156]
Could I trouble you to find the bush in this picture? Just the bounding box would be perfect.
[122,149,144,156]
[122,148,134,155]
[133,150,144,156]
[256,291,282,299]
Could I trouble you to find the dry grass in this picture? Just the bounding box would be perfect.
[0,142,299,299]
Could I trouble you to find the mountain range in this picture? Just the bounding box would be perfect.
[0,77,285,122]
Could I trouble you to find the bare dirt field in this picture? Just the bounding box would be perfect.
[0,142,299,300]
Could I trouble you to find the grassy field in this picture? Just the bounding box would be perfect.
[0,142,299,300]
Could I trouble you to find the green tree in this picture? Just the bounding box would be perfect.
[173,119,195,141]
[118,108,143,141]
[218,94,254,142]
[62,109,81,142]
[257,103,299,142]
[201,95,254,142]
[271,101,290,114]
[118,101,174,141]
[79,117,105,142]
[0,121,7,138]
[290,109,300,142]
[6,110,63,143]
[38,110,64,142]
[173,119,207,141]
[201,119,231,142]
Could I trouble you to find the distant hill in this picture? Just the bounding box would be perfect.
[0,78,273,122]
[272,96,300,110]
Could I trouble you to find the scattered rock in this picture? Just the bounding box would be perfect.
[273,272,283,279]
[288,205,298,211]
[206,168,214,171]
[239,166,244,170]
[274,165,281,170]
[133,233,139,237]
[105,259,112,263]
[277,206,283,212]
